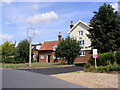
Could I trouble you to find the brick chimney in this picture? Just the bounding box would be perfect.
[58,32,62,42]
[70,21,74,29]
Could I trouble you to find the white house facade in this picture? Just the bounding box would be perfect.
[69,20,91,63]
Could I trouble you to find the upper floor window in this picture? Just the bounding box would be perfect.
[78,31,83,36]
[79,40,84,45]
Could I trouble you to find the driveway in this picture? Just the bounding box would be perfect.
[18,66,84,75]
[2,69,85,88]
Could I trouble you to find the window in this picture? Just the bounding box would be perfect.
[80,51,85,56]
[53,46,57,51]
[78,40,84,45]
[53,55,56,59]
[41,55,45,59]
[78,31,83,36]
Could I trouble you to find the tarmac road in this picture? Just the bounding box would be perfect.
[2,69,85,88]
[18,66,84,75]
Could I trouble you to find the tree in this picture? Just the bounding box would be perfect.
[15,39,29,63]
[1,41,15,59]
[55,38,81,64]
[88,3,120,53]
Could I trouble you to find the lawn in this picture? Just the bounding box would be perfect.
[0,62,74,69]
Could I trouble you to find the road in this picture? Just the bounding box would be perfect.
[18,66,84,75]
[2,69,85,88]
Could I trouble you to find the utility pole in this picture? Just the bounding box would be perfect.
[27,26,35,67]
[29,37,32,67]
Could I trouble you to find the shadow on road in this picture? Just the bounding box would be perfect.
[17,66,84,75]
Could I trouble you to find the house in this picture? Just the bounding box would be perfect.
[69,20,91,63]
[38,32,62,63]
[32,43,42,62]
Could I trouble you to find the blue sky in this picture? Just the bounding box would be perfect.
[0,1,119,45]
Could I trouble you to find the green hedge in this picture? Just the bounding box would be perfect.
[88,51,120,66]
[2,57,26,64]
[3,57,16,63]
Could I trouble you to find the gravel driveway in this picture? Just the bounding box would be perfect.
[51,71,119,88]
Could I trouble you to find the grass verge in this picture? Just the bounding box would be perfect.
[0,62,74,69]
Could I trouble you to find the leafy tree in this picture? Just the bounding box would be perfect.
[88,3,120,53]
[55,38,81,64]
[1,41,15,59]
[15,39,29,63]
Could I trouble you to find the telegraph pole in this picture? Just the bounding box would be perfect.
[29,37,32,67]
[27,26,35,67]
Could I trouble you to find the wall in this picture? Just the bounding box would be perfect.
[74,50,91,63]
[70,22,91,51]
[38,51,62,63]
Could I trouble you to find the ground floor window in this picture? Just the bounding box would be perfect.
[53,55,56,59]
[80,51,85,56]
[41,55,45,59]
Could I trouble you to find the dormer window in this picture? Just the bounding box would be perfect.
[53,46,57,51]
[78,31,83,36]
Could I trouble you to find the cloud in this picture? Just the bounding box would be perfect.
[111,3,118,11]
[26,11,58,24]
[2,0,13,5]
[0,34,13,40]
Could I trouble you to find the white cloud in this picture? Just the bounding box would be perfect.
[26,11,58,24]
[32,29,40,36]
[2,0,13,5]
[111,3,118,11]
[0,34,13,40]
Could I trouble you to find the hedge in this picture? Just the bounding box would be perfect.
[88,51,120,66]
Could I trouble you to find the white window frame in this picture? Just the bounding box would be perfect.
[79,40,84,45]
[78,31,83,36]
[53,55,56,59]
[41,55,45,59]
[80,51,85,56]
[53,46,57,51]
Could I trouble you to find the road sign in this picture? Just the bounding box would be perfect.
[92,49,98,69]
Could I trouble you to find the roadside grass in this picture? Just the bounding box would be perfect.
[1,62,74,69]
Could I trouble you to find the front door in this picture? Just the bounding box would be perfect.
[48,55,51,63]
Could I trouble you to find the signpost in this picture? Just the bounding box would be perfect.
[93,49,98,69]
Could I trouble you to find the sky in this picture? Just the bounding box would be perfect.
[0,0,119,45]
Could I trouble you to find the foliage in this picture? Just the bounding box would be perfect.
[88,51,119,66]
[115,51,120,64]
[55,37,81,64]
[88,3,120,53]
[15,39,29,63]
[3,57,15,63]
[1,41,15,62]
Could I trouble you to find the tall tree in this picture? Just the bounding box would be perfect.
[15,39,29,63]
[55,38,81,64]
[88,3,120,53]
[1,41,15,58]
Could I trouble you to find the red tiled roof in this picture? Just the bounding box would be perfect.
[39,41,59,51]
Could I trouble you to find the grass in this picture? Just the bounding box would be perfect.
[0,62,73,69]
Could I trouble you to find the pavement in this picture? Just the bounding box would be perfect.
[2,69,86,88]
[18,66,84,75]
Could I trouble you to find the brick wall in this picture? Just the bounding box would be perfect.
[38,50,91,63]
[74,50,90,63]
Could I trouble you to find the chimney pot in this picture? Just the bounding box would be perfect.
[70,21,74,29]
[58,32,62,42]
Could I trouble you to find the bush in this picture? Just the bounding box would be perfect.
[3,57,15,63]
[115,51,120,64]
[88,51,119,66]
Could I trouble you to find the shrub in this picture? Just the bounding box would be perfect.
[88,51,118,66]
[115,51,120,64]
[3,57,15,63]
